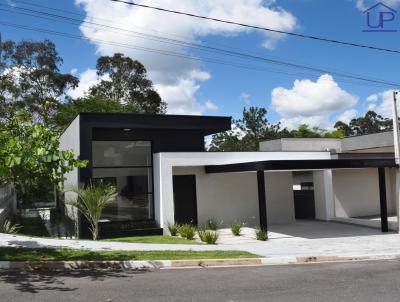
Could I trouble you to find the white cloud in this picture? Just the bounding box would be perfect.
[336,109,358,123]
[155,70,217,115]
[367,103,377,111]
[68,68,106,99]
[70,68,78,75]
[271,74,358,129]
[366,94,378,102]
[204,100,219,111]
[75,0,297,114]
[240,92,251,104]
[365,90,396,117]
[356,0,400,11]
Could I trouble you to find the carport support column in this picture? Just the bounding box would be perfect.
[378,167,389,233]
[257,170,268,230]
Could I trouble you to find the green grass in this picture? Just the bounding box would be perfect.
[0,247,259,261]
[104,235,202,245]
[16,217,50,237]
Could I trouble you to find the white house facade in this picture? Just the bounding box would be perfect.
[60,113,399,238]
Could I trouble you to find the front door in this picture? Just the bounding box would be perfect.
[173,175,198,225]
[294,182,316,219]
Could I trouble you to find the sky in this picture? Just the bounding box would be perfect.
[2,0,400,130]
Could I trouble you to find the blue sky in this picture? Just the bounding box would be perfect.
[2,0,400,129]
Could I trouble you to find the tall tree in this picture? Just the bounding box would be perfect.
[88,53,166,114]
[0,39,78,124]
[52,96,137,131]
[334,110,392,136]
[209,107,288,151]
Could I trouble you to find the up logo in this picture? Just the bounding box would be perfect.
[363,2,398,32]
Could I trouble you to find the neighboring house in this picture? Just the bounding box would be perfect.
[60,113,398,238]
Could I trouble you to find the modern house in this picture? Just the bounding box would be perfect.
[60,113,399,238]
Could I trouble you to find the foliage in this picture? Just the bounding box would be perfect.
[206,218,219,231]
[17,217,50,237]
[0,247,259,261]
[334,110,392,136]
[178,224,196,240]
[230,220,242,236]
[209,107,344,151]
[0,111,87,206]
[209,107,287,151]
[198,228,219,244]
[1,219,22,234]
[0,39,78,124]
[167,222,179,236]
[290,124,344,138]
[52,96,138,131]
[88,53,167,114]
[66,183,118,240]
[255,227,268,241]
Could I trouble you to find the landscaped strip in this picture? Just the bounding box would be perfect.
[0,247,259,261]
[104,235,202,245]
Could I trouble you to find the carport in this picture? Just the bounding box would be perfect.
[205,156,397,233]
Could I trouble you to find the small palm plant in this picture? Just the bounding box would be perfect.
[1,219,22,234]
[66,183,117,240]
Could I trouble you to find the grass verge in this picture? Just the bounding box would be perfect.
[0,247,259,261]
[104,235,201,245]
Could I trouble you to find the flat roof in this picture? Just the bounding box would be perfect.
[75,112,232,135]
[205,157,396,173]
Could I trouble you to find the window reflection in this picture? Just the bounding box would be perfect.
[92,141,153,222]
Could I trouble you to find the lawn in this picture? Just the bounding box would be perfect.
[104,235,202,245]
[0,247,259,261]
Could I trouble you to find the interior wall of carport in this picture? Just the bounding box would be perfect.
[331,168,397,218]
[172,167,296,227]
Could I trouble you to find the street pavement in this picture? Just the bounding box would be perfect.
[1,260,400,301]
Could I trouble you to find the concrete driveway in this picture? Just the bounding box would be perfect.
[217,220,400,258]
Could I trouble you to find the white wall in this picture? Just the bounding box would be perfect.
[332,168,396,218]
[153,151,329,231]
[260,138,341,152]
[313,170,334,221]
[59,115,80,233]
[173,167,295,227]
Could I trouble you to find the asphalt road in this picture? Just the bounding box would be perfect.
[1,260,400,302]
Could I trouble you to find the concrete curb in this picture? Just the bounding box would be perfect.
[1,254,399,270]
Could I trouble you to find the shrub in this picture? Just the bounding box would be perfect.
[230,220,242,236]
[198,228,219,244]
[255,227,268,241]
[167,222,179,236]
[178,224,196,240]
[206,218,219,230]
[2,219,22,234]
[66,183,117,240]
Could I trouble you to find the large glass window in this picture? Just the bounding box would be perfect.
[92,141,153,222]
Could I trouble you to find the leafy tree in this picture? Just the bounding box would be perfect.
[88,53,166,114]
[0,39,79,124]
[334,111,392,136]
[66,183,117,240]
[0,111,87,207]
[52,96,138,131]
[209,107,287,151]
[290,124,344,138]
